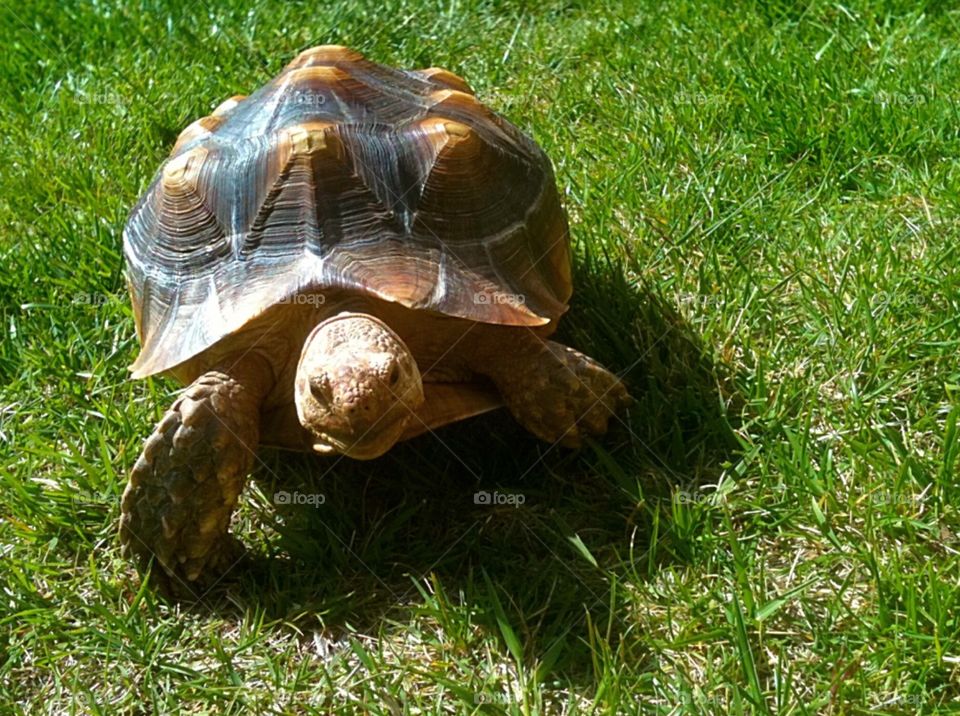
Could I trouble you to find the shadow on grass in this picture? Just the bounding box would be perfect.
[185,259,742,682]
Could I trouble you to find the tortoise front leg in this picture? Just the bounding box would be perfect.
[119,354,273,598]
[469,329,631,448]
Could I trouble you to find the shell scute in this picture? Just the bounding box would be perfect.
[414,67,474,95]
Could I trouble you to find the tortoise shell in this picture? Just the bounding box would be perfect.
[124,45,572,378]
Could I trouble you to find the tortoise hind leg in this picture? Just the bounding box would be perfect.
[119,354,272,599]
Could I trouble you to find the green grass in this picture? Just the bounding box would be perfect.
[2,0,960,712]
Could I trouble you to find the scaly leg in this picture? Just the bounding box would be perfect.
[471,330,631,447]
[119,354,272,598]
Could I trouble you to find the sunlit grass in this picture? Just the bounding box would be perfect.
[1,0,959,712]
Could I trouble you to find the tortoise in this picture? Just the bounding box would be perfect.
[119,45,631,594]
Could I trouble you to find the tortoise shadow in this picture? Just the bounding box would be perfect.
[196,259,743,682]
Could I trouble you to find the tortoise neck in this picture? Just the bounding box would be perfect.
[322,294,376,316]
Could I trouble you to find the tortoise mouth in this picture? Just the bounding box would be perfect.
[310,409,412,460]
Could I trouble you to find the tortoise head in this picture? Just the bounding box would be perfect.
[294,312,424,459]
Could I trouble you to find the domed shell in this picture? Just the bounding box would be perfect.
[125,45,572,378]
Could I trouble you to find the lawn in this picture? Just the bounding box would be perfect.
[2,0,959,713]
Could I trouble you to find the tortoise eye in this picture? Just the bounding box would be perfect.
[309,375,330,400]
[387,365,400,386]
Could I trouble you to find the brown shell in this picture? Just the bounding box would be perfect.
[124,46,572,378]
